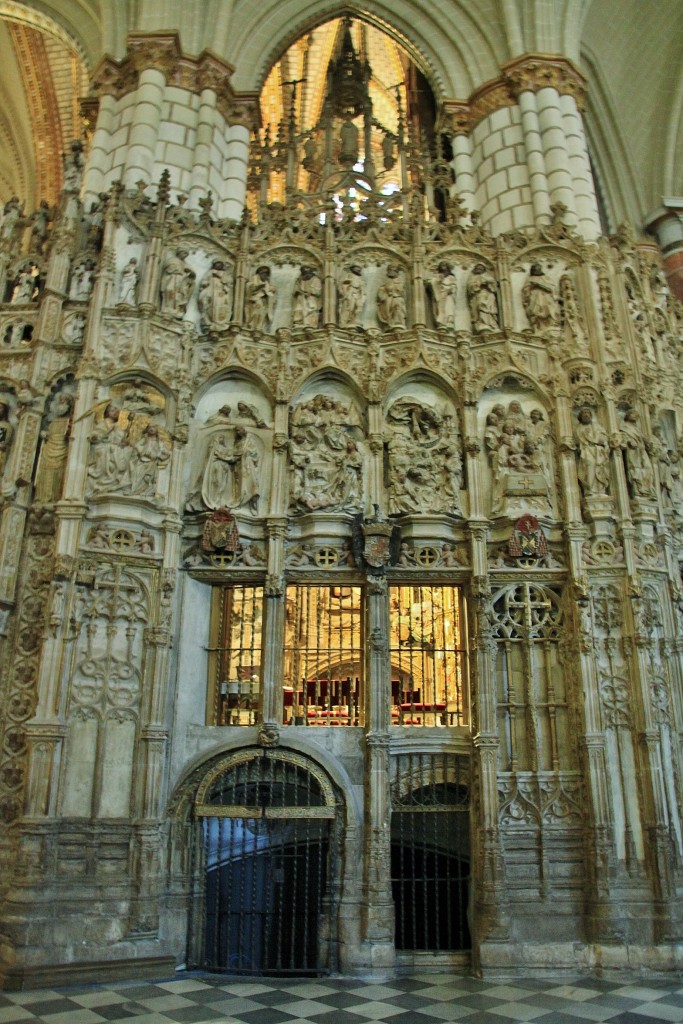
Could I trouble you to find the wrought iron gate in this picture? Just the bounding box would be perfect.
[192,748,338,976]
[391,752,471,952]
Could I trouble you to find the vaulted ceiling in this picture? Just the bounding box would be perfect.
[1,0,681,226]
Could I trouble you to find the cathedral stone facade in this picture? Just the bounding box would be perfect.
[0,0,683,990]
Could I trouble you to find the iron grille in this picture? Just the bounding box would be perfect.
[390,585,468,726]
[208,585,264,725]
[195,751,337,976]
[391,753,471,952]
[284,585,363,725]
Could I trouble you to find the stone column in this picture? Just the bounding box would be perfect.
[188,87,218,208]
[516,89,552,224]
[221,124,251,221]
[644,202,683,301]
[536,86,578,224]
[560,93,601,239]
[123,68,166,187]
[82,93,117,204]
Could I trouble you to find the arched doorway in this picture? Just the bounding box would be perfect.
[189,747,341,976]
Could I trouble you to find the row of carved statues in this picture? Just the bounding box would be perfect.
[1,382,677,519]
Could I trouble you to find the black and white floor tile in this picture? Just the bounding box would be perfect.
[2,972,683,1023]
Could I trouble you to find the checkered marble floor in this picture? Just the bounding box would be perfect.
[3,972,683,1024]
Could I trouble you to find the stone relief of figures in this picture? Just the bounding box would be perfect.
[198,259,233,331]
[160,247,195,318]
[467,263,499,333]
[0,399,15,480]
[574,407,611,498]
[385,398,462,515]
[69,259,96,301]
[484,400,551,515]
[651,426,683,509]
[200,427,262,514]
[620,408,656,499]
[245,265,275,331]
[34,392,74,504]
[85,389,171,498]
[338,264,366,327]
[376,265,407,328]
[288,394,364,513]
[292,265,322,329]
[522,263,560,333]
[428,262,456,330]
[118,258,138,306]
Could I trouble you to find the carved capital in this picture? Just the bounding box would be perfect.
[502,54,588,110]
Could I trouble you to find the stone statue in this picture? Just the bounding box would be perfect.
[467,263,499,332]
[69,259,96,301]
[62,140,84,193]
[522,263,559,333]
[0,401,15,479]
[129,423,171,496]
[377,265,407,328]
[338,264,366,327]
[651,427,675,506]
[198,259,233,330]
[292,265,322,329]
[160,247,195,317]
[202,431,238,508]
[1,197,24,244]
[34,393,73,503]
[245,265,275,331]
[11,268,36,304]
[620,408,656,498]
[119,258,138,306]
[429,262,456,329]
[575,407,610,496]
[29,201,51,254]
[234,427,260,514]
[86,402,131,494]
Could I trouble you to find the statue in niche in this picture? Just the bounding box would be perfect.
[69,259,96,301]
[86,402,132,494]
[118,258,138,306]
[64,313,86,345]
[198,259,233,331]
[128,423,171,496]
[522,263,560,333]
[11,267,37,304]
[292,265,322,329]
[377,265,407,328]
[620,408,656,498]
[467,263,499,332]
[485,400,550,514]
[385,399,462,515]
[559,274,587,349]
[34,393,74,504]
[574,407,611,497]
[288,394,364,513]
[29,201,51,255]
[160,247,195,318]
[1,197,24,246]
[234,427,260,514]
[338,264,366,327]
[62,140,84,193]
[0,400,15,479]
[202,431,238,508]
[651,426,675,507]
[429,262,456,330]
[245,265,275,331]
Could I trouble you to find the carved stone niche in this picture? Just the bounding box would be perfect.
[384,379,464,519]
[184,377,273,521]
[288,380,366,517]
[480,379,554,520]
[249,255,324,334]
[337,255,410,332]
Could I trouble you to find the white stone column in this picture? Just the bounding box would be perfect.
[451,132,476,215]
[123,68,166,186]
[536,86,578,224]
[517,89,551,224]
[188,87,218,207]
[82,93,117,205]
[560,93,601,239]
[220,124,250,220]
